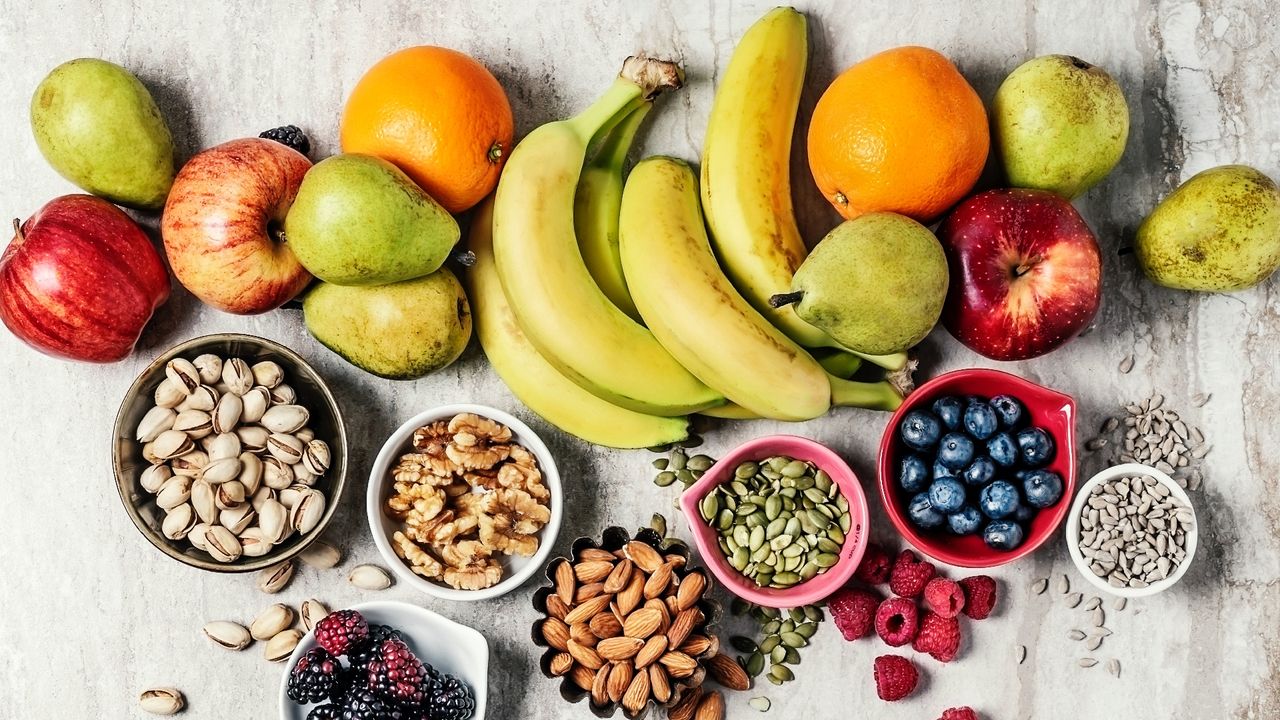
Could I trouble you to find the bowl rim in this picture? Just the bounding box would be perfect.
[366,403,563,601]
[678,434,869,608]
[277,599,489,719]
[111,332,348,573]
[876,367,1077,568]
[1063,462,1198,598]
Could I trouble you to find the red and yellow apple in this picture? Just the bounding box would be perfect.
[161,138,311,314]
[938,188,1101,361]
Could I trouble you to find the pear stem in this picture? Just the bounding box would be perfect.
[11,218,22,243]
[769,291,804,308]
[450,249,477,267]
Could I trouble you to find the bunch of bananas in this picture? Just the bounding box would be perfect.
[468,10,913,449]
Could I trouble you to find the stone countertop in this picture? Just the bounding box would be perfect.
[1,1,1277,718]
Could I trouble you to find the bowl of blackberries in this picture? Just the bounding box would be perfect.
[877,368,1077,567]
[280,602,487,720]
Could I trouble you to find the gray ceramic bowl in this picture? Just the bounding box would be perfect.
[112,333,347,573]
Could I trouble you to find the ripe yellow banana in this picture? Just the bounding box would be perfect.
[492,58,723,417]
[700,7,907,372]
[575,103,650,323]
[467,197,689,448]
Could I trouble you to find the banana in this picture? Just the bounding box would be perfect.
[619,156,830,420]
[699,7,908,372]
[467,197,689,448]
[575,103,651,322]
[492,58,723,416]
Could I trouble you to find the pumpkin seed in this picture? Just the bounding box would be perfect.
[731,636,758,653]
[654,471,677,487]
[769,664,794,682]
[759,634,781,653]
[779,631,807,648]
[769,644,786,664]
[749,697,771,712]
[746,651,765,677]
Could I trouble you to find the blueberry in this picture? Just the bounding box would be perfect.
[979,480,1021,519]
[1013,503,1036,524]
[983,519,1025,551]
[1016,427,1056,467]
[962,402,999,440]
[989,394,1026,429]
[947,505,983,535]
[1022,469,1064,508]
[907,492,945,529]
[962,456,995,487]
[933,460,957,481]
[986,432,1018,467]
[899,454,930,493]
[899,410,943,451]
[931,396,964,430]
[927,477,967,514]
[936,432,975,469]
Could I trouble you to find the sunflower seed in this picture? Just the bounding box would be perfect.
[1065,592,1083,608]
[1084,597,1101,611]
[1079,658,1098,668]
[1087,635,1104,651]
[1118,355,1134,373]
[1016,645,1026,664]
[1068,629,1087,641]
[1192,393,1211,407]
[1032,578,1048,594]
[1107,658,1121,677]
[1057,574,1070,594]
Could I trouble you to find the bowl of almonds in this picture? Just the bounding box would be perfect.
[112,333,347,572]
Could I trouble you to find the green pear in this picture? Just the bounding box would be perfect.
[285,154,459,286]
[993,55,1129,199]
[303,269,472,379]
[773,213,948,355]
[1136,165,1280,292]
[30,58,175,209]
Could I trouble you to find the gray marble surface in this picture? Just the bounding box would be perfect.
[2,0,1278,718]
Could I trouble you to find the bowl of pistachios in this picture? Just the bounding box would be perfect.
[112,333,347,572]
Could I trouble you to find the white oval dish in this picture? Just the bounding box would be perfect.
[1064,462,1198,598]
[278,600,488,719]
[367,404,563,601]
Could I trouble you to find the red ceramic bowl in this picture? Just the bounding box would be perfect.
[877,368,1077,568]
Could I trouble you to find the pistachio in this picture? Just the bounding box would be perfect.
[239,527,274,557]
[349,564,393,590]
[262,456,295,490]
[162,503,196,540]
[153,429,195,460]
[219,503,256,535]
[257,561,294,594]
[293,464,319,487]
[206,432,241,462]
[241,386,271,423]
[302,439,331,476]
[279,483,308,508]
[295,427,315,443]
[141,441,162,465]
[173,410,213,440]
[204,525,243,563]
[215,480,247,510]
[267,433,304,464]
[153,378,185,409]
[193,353,223,384]
[201,457,242,485]
[136,406,177,443]
[270,383,296,405]
[264,628,303,662]
[221,357,253,395]
[262,404,309,434]
[170,450,209,477]
[258,499,290,544]
[250,486,277,512]
[202,620,251,651]
[212,393,243,435]
[189,523,211,551]
[290,489,326,535]
[301,599,329,632]
[250,603,295,640]
[140,464,173,494]
[251,360,285,388]
[236,425,269,453]
[156,476,192,510]
[298,540,341,569]
[165,358,201,395]
[238,452,264,494]
[177,384,218,412]
[139,687,185,715]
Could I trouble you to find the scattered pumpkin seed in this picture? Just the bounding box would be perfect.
[749,696,771,712]
[731,636,757,653]
[746,651,765,677]
[769,664,794,682]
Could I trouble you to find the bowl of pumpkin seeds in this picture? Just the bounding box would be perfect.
[678,435,869,608]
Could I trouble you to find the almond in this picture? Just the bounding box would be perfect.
[635,634,668,668]
[545,593,570,621]
[643,562,673,599]
[668,686,704,720]
[570,622,599,648]
[578,547,617,563]
[602,559,633,594]
[659,650,698,678]
[617,570,645,616]
[679,634,716,657]
[564,594,613,626]
[575,582,605,604]
[675,571,706,611]
[540,617,570,651]
[590,664,610,707]
[649,663,672,703]
[646,597,672,634]
[706,652,750,691]
[606,661,633,703]
[596,636,645,661]
[554,559,576,606]
[622,607,663,639]
[665,552,687,570]
[568,639,604,671]
[569,664,596,692]
[621,663,652,714]
[589,611,623,639]
[624,540,664,573]
[666,607,702,649]
[694,690,725,720]
[666,595,682,615]
[549,652,574,676]
[574,559,615,584]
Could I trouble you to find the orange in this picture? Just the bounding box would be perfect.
[341,46,514,214]
[807,46,989,223]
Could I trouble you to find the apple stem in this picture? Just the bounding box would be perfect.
[11,218,22,243]
[768,291,804,309]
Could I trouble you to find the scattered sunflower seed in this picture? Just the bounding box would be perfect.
[1032,578,1048,595]
[1079,658,1099,668]
[1016,645,1026,665]
[1065,592,1083,608]
[1084,596,1101,611]
[1192,393,1211,407]
[1068,629,1087,641]
[1107,658,1121,677]
[1057,574,1070,594]
[1118,355,1134,373]
[1087,635,1104,651]
[1113,597,1127,611]
[1092,608,1106,627]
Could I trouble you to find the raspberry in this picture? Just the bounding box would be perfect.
[853,542,892,584]
[874,596,919,647]
[288,647,343,703]
[923,578,966,618]
[315,609,371,657]
[368,636,430,706]
[423,673,476,720]
[958,575,998,620]
[873,655,919,702]
[940,707,979,720]
[913,611,962,662]
[828,587,880,640]
[888,550,936,598]
[259,125,311,156]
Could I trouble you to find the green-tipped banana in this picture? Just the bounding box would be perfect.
[468,197,688,448]
[492,58,723,417]
[575,103,650,322]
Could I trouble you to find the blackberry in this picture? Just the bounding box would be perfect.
[315,609,370,657]
[350,625,406,672]
[367,637,429,706]
[423,674,475,720]
[259,124,311,156]
[340,687,403,720]
[308,705,342,720]
[288,647,343,704]
[328,666,361,705]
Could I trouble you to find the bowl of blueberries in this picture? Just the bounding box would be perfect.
[877,368,1076,567]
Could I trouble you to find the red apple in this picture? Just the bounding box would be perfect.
[161,138,311,314]
[0,194,169,362]
[939,188,1101,360]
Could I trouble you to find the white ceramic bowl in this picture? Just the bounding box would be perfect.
[278,600,488,719]
[367,404,563,601]
[1064,462,1198,598]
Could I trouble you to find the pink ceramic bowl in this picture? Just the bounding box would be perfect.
[679,435,869,608]
[877,368,1077,568]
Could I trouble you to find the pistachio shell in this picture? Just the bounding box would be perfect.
[162,503,196,540]
[236,425,269,453]
[140,464,173,494]
[264,629,303,662]
[153,378,185,409]
[219,503,255,534]
[141,440,163,465]
[155,476,192,510]
[139,687,185,715]
[189,523,211,551]
[201,457,243,485]
[191,480,218,524]
[212,393,243,435]
[193,354,223,384]
[289,489,326,535]
[257,561,294,594]
[239,452,264,494]
[206,432,242,462]
[216,480,247,509]
[251,360,284,388]
[165,358,200,395]
[295,427,315,443]
[177,384,218,412]
[293,464,319,486]
[172,410,212,440]
[262,405,309,434]
[262,456,294,490]
[250,603,295,640]
[348,564,392,590]
[267,433,304,464]
[302,440,331,476]
[153,429,195,460]
[170,450,209,477]
[279,484,307,508]
[239,527,274,557]
[301,599,329,631]
[250,486,277,512]
[269,383,296,405]
[258,499,289,544]
[136,406,177,443]
[221,357,253,395]
[241,386,271,423]
[202,620,250,650]
[298,540,341,569]
[204,525,243,562]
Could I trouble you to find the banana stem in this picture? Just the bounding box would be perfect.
[569,57,682,144]
[813,349,862,379]
[828,373,905,412]
[594,102,652,169]
[848,349,909,372]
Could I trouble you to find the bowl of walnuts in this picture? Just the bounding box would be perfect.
[367,404,562,601]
